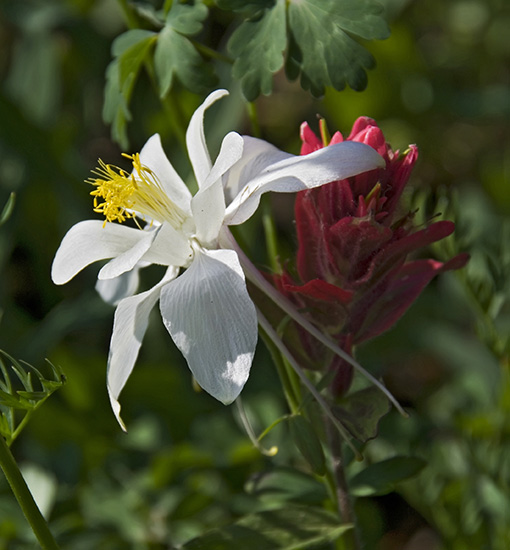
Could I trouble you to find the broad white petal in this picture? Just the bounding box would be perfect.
[191,180,225,247]
[191,132,243,245]
[52,220,147,285]
[141,222,193,267]
[138,134,192,214]
[224,141,385,226]
[159,248,257,404]
[96,267,142,305]
[186,89,229,188]
[107,266,179,429]
[98,225,160,280]
[223,136,293,203]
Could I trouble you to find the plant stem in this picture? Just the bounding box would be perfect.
[326,420,361,550]
[0,437,60,550]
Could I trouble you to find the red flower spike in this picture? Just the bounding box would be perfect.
[274,118,467,397]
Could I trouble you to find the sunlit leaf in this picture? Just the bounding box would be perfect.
[286,0,389,96]
[182,504,351,549]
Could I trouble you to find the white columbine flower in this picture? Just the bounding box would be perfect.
[51,90,384,429]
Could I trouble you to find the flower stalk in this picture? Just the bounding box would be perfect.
[0,436,60,550]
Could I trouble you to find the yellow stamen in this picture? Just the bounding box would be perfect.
[88,153,187,229]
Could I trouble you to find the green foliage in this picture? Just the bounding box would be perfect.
[228,0,287,101]
[288,414,326,476]
[286,0,389,96]
[0,351,65,446]
[182,504,352,549]
[103,30,157,150]
[350,456,426,497]
[223,0,389,100]
[154,2,216,98]
[334,384,391,443]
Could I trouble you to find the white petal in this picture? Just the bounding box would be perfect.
[52,220,148,285]
[159,248,257,404]
[191,132,243,245]
[141,222,193,267]
[186,89,229,188]
[224,141,385,226]
[98,226,160,280]
[107,266,179,429]
[96,267,142,306]
[223,136,292,203]
[138,134,192,215]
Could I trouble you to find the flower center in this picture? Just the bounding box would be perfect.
[89,153,187,229]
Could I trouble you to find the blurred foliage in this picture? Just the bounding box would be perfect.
[0,0,509,548]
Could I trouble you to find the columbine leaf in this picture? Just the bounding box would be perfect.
[287,0,390,96]
[103,30,157,149]
[167,1,208,35]
[216,0,274,15]
[154,2,216,97]
[350,456,426,497]
[228,0,286,101]
[182,504,351,549]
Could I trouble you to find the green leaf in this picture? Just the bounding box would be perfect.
[0,389,31,410]
[182,504,351,549]
[287,0,390,96]
[103,30,157,149]
[216,0,274,15]
[333,385,391,443]
[167,1,208,35]
[228,0,286,101]
[288,415,326,476]
[154,2,216,98]
[245,467,327,505]
[350,456,426,497]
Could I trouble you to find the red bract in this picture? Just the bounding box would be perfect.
[274,118,468,395]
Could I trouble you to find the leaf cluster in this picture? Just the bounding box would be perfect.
[103,0,389,146]
[0,351,65,446]
[221,0,390,100]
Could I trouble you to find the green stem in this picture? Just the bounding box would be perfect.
[246,102,261,138]
[192,41,233,65]
[0,437,60,549]
[115,0,140,28]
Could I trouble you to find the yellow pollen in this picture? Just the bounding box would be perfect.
[88,153,187,229]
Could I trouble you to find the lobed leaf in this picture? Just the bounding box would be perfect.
[228,0,286,101]
[222,0,389,100]
[167,1,209,35]
[287,0,389,96]
[103,30,157,149]
[182,504,351,549]
[154,27,215,97]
